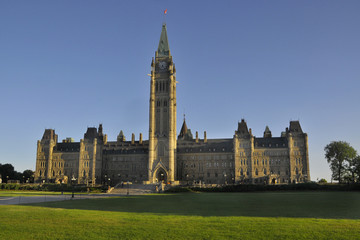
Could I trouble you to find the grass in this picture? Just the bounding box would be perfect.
[0,192,359,239]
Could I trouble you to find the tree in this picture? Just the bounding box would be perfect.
[349,156,360,183]
[0,163,16,182]
[318,178,327,184]
[324,141,357,183]
[22,170,34,183]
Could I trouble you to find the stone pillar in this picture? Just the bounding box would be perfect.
[46,139,55,181]
[249,134,254,183]
[233,134,240,183]
[148,60,156,182]
[304,133,310,182]
[287,133,294,183]
[78,139,85,184]
[204,131,207,143]
[139,133,143,145]
[131,133,135,145]
[168,65,176,182]
[92,138,97,186]
[195,131,199,143]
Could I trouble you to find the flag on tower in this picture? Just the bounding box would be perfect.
[164,9,167,15]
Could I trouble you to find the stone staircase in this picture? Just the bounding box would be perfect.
[109,183,157,195]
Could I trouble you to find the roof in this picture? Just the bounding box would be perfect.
[254,137,288,148]
[289,121,303,133]
[157,24,170,57]
[54,142,80,152]
[177,139,233,153]
[84,127,98,141]
[236,119,250,137]
[103,141,149,155]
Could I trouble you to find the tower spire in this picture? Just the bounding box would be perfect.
[157,23,170,57]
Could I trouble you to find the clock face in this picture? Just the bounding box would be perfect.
[159,61,167,70]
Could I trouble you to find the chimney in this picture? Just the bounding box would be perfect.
[139,133,143,144]
[196,131,199,143]
[131,133,135,145]
[204,131,207,143]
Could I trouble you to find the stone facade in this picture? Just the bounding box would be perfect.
[35,24,310,185]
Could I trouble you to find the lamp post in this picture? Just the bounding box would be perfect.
[223,173,227,185]
[71,176,77,199]
[6,176,9,184]
[127,181,129,195]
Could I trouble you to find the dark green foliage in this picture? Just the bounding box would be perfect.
[0,183,106,193]
[318,178,327,184]
[324,141,357,183]
[164,186,193,193]
[0,164,34,183]
[164,183,360,193]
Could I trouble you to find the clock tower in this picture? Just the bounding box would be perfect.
[148,23,177,183]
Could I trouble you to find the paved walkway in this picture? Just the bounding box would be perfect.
[0,194,122,206]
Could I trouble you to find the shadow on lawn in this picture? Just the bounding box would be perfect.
[27,192,360,219]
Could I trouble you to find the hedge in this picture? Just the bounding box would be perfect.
[165,183,360,193]
[0,183,107,193]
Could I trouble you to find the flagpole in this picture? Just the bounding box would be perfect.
[163,9,167,24]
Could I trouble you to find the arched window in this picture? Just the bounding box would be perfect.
[240,168,243,176]
[264,169,267,175]
[39,170,42,177]
[255,169,258,175]
[52,170,55,177]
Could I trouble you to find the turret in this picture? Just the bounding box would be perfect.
[263,126,272,138]
[117,130,126,142]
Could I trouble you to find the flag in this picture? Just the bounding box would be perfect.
[164,9,167,15]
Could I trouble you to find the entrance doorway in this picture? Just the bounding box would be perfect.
[157,169,167,183]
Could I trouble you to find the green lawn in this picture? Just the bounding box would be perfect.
[0,192,359,239]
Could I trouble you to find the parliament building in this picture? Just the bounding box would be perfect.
[35,24,310,185]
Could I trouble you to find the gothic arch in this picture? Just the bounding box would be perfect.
[153,167,167,183]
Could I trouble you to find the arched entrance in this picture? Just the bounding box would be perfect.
[156,169,167,183]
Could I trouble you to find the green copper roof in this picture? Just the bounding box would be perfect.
[157,24,170,57]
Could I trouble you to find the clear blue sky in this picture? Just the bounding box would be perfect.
[1,1,359,181]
